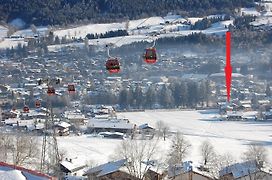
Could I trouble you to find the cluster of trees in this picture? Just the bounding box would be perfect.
[86,30,128,39]
[197,62,221,74]
[5,43,28,58]
[0,0,256,26]
[191,15,231,30]
[85,80,211,110]
[233,15,256,30]
[0,132,39,167]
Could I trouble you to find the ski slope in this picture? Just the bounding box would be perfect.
[58,110,272,166]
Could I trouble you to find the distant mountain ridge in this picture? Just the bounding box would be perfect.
[0,0,257,27]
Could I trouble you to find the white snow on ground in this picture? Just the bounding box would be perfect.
[260,1,272,12]
[240,8,261,16]
[0,39,27,49]
[47,35,151,52]
[89,35,150,47]
[250,16,272,26]
[58,110,272,166]
[47,18,233,52]
[203,20,233,36]
[120,110,272,162]
[187,17,203,25]
[58,136,122,165]
[128,17,165,30]
[163,15,187,24]
[47,42,85,52]
[54,22,126,39]
[47,18,231,52]
[53,17,164,39]
[14,27,49,37]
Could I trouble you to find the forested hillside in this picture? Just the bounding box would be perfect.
[0,0,257,26]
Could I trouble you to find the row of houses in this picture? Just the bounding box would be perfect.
[1,104,156,138]
[58,158,272,180]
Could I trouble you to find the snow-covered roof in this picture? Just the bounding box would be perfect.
[22,110,47,117]
[0,169,26,180]
[66,114,86,120]
[241,104,251,108]
[98,131,124,136]
[139,123,155,130]
[227,111,243,117]
[168,161,193,178]
[219,161,258,178]
[4,118,20,124]
[0,161,53,180]
[60,158,87,172]
[88,120,134,130]
[240,8,261,16]
[56,121,71,128]
[84,159,126,177]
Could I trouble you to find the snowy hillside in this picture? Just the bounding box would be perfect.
[58,110,272,166]
[1,4,272,50]
[203,20,233,35]
[14,27,49,37]
[53,17,164,39]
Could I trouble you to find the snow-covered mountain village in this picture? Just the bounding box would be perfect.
[0,0,272,179]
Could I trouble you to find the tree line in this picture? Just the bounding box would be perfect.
[85,29,128,39]
[191,15,231,30]
[84,80,211,110]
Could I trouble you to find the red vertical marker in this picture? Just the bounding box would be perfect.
[225,31,232,102]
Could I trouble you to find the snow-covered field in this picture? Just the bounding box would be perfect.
[0,39,27,49]
[240,8,261,16]
[54,17,164,39]
[58,110,272,166]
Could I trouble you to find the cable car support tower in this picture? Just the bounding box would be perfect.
[39,78,61,175]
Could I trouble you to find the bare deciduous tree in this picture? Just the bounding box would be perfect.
[168,131,191,166]
[115,139,161,179]
[156,120,170,141]
[0,133,13,162]
[0,133,40,167]
[58,149,67,162]
[12,133,40,166]
[200,140,216,166]
[208,152,235,179]
[242,144,268,169]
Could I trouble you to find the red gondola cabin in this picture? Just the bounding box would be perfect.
[106,58,120,73]
[144,47,157,64]
[47,86,55,96]
[23,106,29,113]
[68,84,76,94]
[35,100,41,108]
